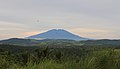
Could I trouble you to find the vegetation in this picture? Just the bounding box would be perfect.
[0,40,120,69]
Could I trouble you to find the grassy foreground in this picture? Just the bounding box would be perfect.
[1,48,120,69]
[19,50,120,69]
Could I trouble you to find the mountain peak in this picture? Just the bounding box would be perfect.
[26,29,89,40]
[47,29,70,33]
[48,29,63,31]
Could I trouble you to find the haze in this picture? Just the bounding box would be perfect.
[0,0,120,39]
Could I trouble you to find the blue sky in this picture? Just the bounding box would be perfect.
[0,0,120,39]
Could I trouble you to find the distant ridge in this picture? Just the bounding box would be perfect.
[0,38,120,46]
[26,29,89,40]
[0,38,75,46]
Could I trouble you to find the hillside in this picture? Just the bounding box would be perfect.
[0,38,120,47]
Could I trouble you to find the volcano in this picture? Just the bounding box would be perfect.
[26,29,89,40]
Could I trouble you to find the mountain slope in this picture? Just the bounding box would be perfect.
[27,29,89,40]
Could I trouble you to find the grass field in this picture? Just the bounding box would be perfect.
[1,44,120,69]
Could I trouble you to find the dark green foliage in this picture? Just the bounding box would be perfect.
[0,42,120,69]
[54,50,63,60]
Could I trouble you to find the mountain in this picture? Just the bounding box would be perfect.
[26,29,89,40]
